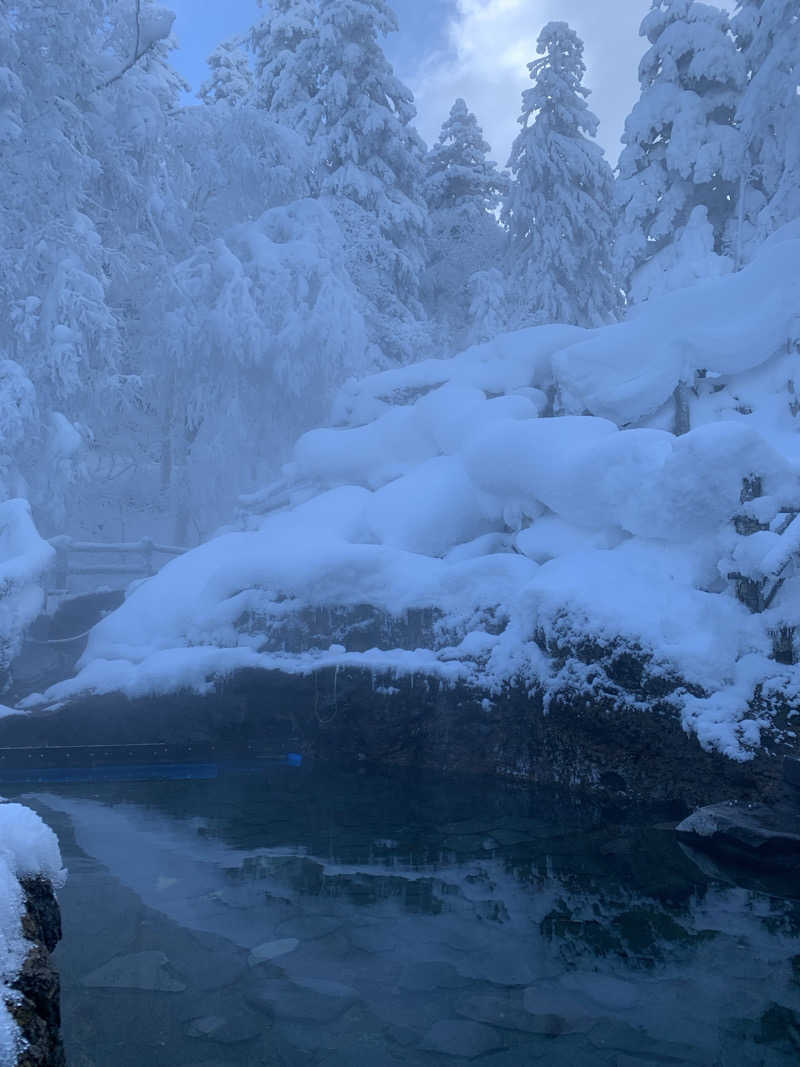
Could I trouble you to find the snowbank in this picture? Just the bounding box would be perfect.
[0,802,65,1062]
[28,226,800,761]
[555,226,800,426]
[0,500,54,672]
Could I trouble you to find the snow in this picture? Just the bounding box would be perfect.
[0,500,54,671]
[26,222,800,762]
[0,802,65,1063]
[556,229,800,426]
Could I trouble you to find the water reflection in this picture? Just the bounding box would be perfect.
[16,764,800,1065]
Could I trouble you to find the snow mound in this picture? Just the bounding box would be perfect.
[0,802,65,1062]
[0,500,54,672]
[32,226,800,761]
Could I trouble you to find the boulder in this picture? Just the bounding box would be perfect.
[676,800,800,870]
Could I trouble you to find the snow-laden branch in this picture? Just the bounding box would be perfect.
[97,0,175,90]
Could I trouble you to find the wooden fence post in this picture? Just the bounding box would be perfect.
[141,537,154,577]
[51,536,70,593]
[673,380,691,436]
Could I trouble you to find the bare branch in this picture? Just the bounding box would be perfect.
[96,0,152,91]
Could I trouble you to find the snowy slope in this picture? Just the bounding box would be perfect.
[27,225,800,761]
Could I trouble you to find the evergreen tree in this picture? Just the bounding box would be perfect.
[251,0,318,121]
[466,269,508,347]
[251,0,429,363]
[423,99,506,350]
[615,0,745,302]
[733,0,800,261]
[502,22,620,328]
[198,36,253,107]
[425,99,505,215]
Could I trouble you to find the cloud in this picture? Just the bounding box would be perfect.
[407,0,648,165]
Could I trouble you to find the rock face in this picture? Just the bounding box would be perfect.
[0,661,794,810]
[8,876,66,1067]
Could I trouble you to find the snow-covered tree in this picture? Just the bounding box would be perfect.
[251,0,318,121]
[732,0,800,261]
[198,36,253,106]
[151,198,369,542]
[251,0,429,363]
[0,361,37,504]
[423,99,506,349]
[425,99,506,215]
[0,1,180,529]
[615,0,745,302]
[466,269,508,347]
[502,22,620,328]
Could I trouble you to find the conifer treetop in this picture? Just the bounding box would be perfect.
[198,36,253,107]
[502,21,619,328]
[425,98,505,213]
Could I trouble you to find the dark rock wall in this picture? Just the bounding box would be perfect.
[0,663,793,811]
[7,876,66,1067]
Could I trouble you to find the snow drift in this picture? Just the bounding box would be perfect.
[28,226,800,761]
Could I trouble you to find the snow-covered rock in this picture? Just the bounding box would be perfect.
[26,225,800,763]
[0,802,66,1063]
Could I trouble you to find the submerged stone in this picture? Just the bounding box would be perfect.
[559,971,640,1010]
[292,977,359,998]
[349,924,399,953]
[455,993,555,1033]
[81,950,186,991]
[275,915,343,940]
[397,960,471,992]
[185,1008,264,1044]
[247,937,299,965]
[420,1019,506,1058]
[246,977,357,1023]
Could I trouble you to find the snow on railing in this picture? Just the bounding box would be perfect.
[47,536,186,595]
[237,479,316,517]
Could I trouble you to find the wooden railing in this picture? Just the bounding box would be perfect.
[47,536,187,595]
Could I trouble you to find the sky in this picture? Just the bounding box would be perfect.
[165,0,731,165]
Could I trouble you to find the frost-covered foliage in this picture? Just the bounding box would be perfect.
[152,199,369,541]
[251,0,318,120]
[0,1,375,544]
[0,0,180,531]
[423,99,506,351]
[733,0,800,261]
[121,102,373,542]
[39,224,800,761]
[252,0,430,363]
[503,23,620,328]
[198,36,253,106]
[0,801,65,1064]
[0,362,37,503]
[616,0,745,303]
[467,269,509,347]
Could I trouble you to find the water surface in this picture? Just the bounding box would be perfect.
[14,762,800,1066]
